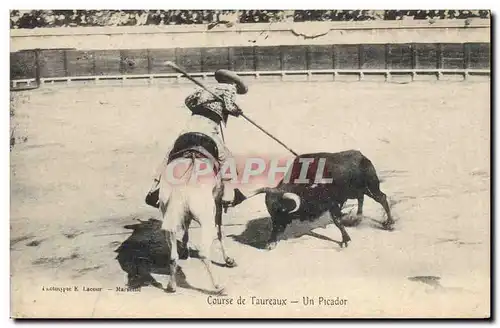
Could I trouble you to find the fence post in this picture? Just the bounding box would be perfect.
[384,44,390,69]
[91,50,96,76]
[464,43,471,69]
[200,48,205,73]
[63,50,68,78]
[305,46,311,71]
[437,43,444,69]
[464,43,471,80]
[228,47,233,70]
[411,43,418,81]
[279,46,285,71]
[331,45,336,81]
[358,44,365,81]
[174,47,179,66]
[279,46,285,80]
[411,43,418,69]
[253,46,258,72]
[34,48,41,85]
[384,44,391,82]
[119,50,125,75]
[147,49,152,74]
[358,44,364,69]
[332,44,336,69]
[437,43,444,80]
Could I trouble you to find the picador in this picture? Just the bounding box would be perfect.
[146,69,247,210]
[144,70,247,294]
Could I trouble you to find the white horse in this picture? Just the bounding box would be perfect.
[158,132,235,294]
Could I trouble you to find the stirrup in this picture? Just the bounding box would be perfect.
[222,188,247,213]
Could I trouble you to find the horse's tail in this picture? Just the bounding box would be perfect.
[169,152,197,183]
[146,153,198,209]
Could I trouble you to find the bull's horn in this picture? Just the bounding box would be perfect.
[243,187,278,199]
[282,192,301,213]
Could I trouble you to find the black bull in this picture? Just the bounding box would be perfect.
[237,150,395,249]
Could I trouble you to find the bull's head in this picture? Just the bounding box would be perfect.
[254,188,302,215]
[234,187,302,214]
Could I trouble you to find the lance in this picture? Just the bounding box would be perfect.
[164,61,299,157]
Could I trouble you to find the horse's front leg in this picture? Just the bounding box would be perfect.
[216,200,237,268]
[214,180,237,268]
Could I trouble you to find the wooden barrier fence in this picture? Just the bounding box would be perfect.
[10,43,491,88]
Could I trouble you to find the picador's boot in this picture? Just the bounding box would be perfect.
[177,232,190,260]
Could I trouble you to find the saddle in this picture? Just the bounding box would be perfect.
[145,132,220,209]
[168,132,220,169]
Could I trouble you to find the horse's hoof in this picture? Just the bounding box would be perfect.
[340,239,350,248]
[127,273,155,289]
[214,286,226,296]
[383,221,395,230]
[265,242,277,251]
[165,284,177,293]
[225,257,237,268]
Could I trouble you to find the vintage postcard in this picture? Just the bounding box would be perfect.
[9,10,491,318]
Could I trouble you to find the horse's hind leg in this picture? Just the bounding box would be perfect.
[160,187,185,293]
[178,228,190,260]
[165,229,178,293]
[190,190,224,293]
[215,200,236,268]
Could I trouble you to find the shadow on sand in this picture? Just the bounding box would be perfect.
[114,218,225,295]
[229,212,365,250]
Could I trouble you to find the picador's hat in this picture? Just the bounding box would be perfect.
[214,69,248,95]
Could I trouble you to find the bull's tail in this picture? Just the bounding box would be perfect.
[359,155,382,197]
[235,186,284,203]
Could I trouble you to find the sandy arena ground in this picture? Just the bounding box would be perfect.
[10,79,490,318]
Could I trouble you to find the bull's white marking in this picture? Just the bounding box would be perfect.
[283,192,301,213]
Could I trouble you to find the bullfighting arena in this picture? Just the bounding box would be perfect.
[10,79,490,318]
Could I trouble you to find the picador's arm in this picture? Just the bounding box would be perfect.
[220,86,243,117]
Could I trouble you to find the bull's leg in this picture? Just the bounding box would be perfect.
[364,167,395,228]
[266,216,288,250]
[357,194,364,216]
[329,205,351,248]
[366,187,394,228]
[215,200,237,268]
